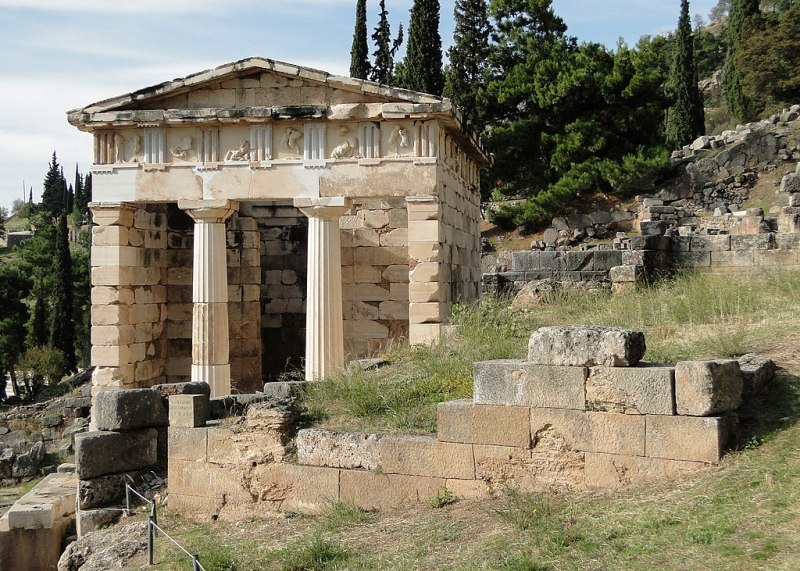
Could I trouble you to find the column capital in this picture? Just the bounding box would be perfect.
[178,199,238,223]
[89,202,137,227]
[294,197,351,220]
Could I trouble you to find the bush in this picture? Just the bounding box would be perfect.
[17,345,67,399]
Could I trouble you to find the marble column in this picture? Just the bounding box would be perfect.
[294,197,351,381]
[178,200,238,397]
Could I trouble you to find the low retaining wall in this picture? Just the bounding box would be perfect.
[0,470,77,571]
[167,327,773,517]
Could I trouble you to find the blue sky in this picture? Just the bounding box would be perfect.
[0,0,718,212]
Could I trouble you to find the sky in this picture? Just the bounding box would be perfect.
[0,0,719,213]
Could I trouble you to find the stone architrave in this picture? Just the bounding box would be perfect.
[294,197,351,381]
[178,200,238,397]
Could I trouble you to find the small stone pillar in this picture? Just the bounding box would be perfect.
[294,197,351,381]
[178,200,238,397]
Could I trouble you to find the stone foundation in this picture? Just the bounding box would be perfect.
[166,327,771,516]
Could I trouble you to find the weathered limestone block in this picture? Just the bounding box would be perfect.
[737,354,776,399]
[586,365,675,415]
[76,508,122,536]
[168,394,209,428]
[250,463,340,515]
[646,415,729,463]
[436,399,531,447]
[339,470,444,512]
[527,326,646,367]
[675,360,743,416]
[474,360,586,409]
[379,435,474,480]
[75,430,158,479]
[584,452,707,489]
[93,389,167,431]
[78,472,138,509]
[475,442,585,491]
[529,409,645,456]
[296,428,381,470]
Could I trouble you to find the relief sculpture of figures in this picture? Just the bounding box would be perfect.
[130,134,142,162]
[114,134,125,163]
[224,139,250,161]
[331,126,360,159]
[388,125,410,156]
[170,136,193,160]
[281,127,302,157]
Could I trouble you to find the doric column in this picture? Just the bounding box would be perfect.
[178,200,238,397]
[294,197,351,381]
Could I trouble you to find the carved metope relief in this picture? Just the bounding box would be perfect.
[281,127,303,159]
[170,136,193,161]
[304,124,326,161]
[414,120,438,158]
[388,124,411,157]
[224,139,250,161]
[197,128,220,163]
[143,127,166,163]
[249,125,272,161]
[331,126,359,159]
[358,123,380,159]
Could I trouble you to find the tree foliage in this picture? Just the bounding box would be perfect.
[722,0,760,121]
[0,263,30,399]
[50,212,76,374]
[444,0,491,130]
[666,0,706,148]
[736,6,800,114]
[40,152,66,219]
[350,0,371,79]
[371,0,404,84]
[401,0,444,94]
[484,1,670,228]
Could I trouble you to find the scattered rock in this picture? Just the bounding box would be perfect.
[58,522,148,571]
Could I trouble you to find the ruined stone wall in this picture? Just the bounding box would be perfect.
[166,327,769,517]
[341,198,409,357]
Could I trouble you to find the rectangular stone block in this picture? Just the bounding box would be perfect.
[408,282,440,302]
[436,399,474,443]
[530,409,644,455]
[710,250,754,267]
[409,302,447,324]
[474,360,586,409]
[75,429,158,479]
[587,365,675,415]
[168,427,208,462]
[94,388,167,430]
[254,463,340,515]
[379,435,474,479]
[296,429,381,470]
[407,219,441,242]
[585,452,708,489]
[169,394,210,428]
[339,470,444,512]
[646,415,729,463]
[528,326,645,367]
[675,360,743,416]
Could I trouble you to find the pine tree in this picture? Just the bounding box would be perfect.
[41,152,65,219]
[49,212,76,374]
[723,0,760,121]
[444,0,491,130]
[371,0,404,84]
[666,0,706,148]
[401,0,444,94]
[350,0,371,79]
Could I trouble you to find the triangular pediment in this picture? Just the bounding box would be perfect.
[69,57,443,117]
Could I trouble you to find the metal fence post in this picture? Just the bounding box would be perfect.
[193,555,202,571]
[147,508,155,565]
[125,484,131,517]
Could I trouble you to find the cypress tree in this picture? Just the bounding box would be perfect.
[371,0,404,84]
[30,290,48,347]
[350,0,371,79]
[666,0,706,148]
[444,0,491,130]
[41,152,65,218]
[50,212,76,374]
[723,0,760,121]
[402,0,444,94]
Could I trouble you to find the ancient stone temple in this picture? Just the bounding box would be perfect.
[68,57,488,397]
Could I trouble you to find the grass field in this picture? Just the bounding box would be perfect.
[136,269,800,570]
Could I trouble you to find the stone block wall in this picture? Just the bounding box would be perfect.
[166,327,767,517]
[90,203,168,393]
[341,198,410,356]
